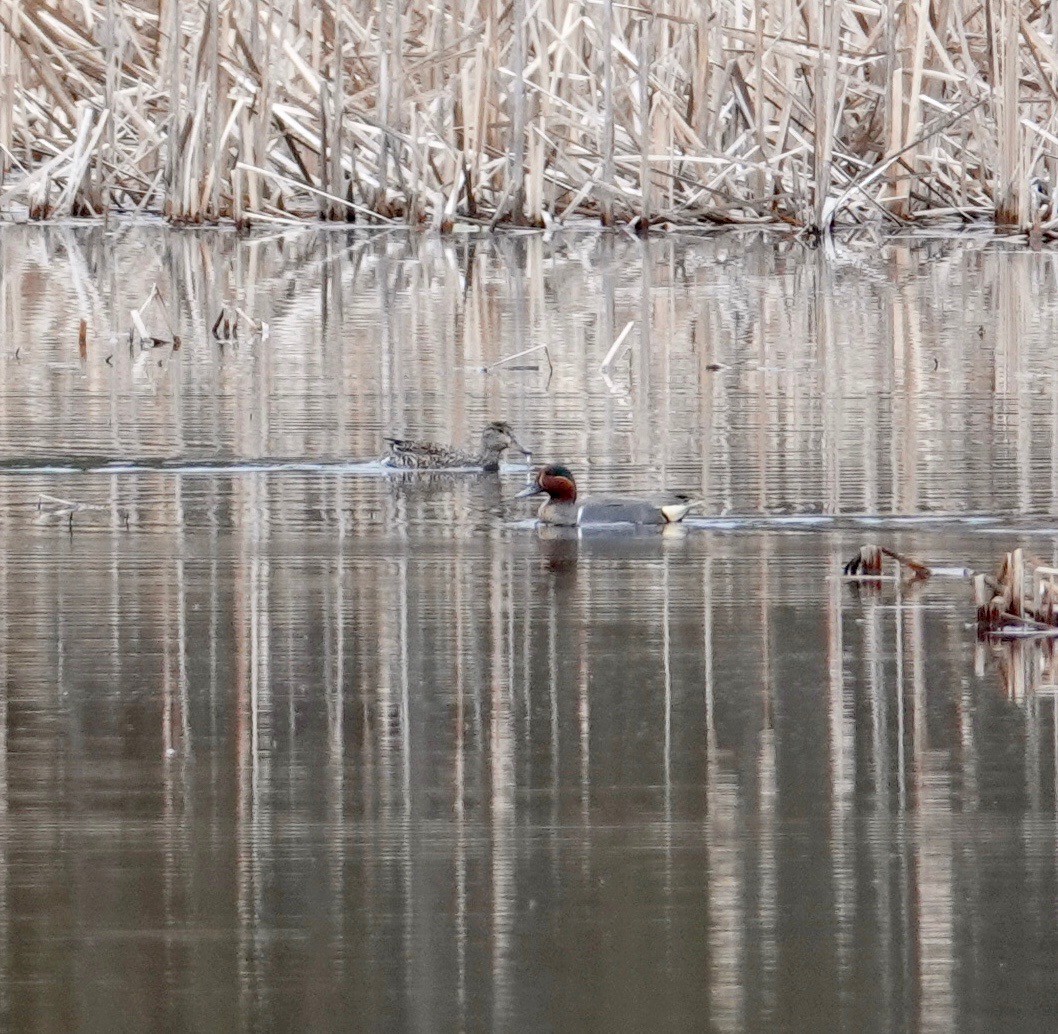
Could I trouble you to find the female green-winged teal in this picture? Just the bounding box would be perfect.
[515,464,702,526]
[383,421,531,472]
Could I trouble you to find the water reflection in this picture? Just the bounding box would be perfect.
[2,508,1057,1030]
[4,225,1058,517]
[2,228,1058,1030]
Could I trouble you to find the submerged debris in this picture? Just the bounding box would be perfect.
[37,494,130,530]
[129,286,177,350]
[211,306,269,343]
[842,544,932,581]
[844,543,1058,640]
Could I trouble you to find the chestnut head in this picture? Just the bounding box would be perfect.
[514,464,578,502]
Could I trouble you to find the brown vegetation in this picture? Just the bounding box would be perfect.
[845,545,1058,638]
[974,549,1058,637]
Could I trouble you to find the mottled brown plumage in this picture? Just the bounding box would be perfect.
[383,422,531,472]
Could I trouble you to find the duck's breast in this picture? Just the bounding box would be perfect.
[577,496,666,525]
[539,500,579,526]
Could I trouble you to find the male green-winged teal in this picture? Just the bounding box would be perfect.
[515,464,702,526]
[383,421,531,472]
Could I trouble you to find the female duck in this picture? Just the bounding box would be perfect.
[383,421,531,472]
[516,464,701,526]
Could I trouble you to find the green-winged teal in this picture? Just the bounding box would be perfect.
[515,464,702,526]
[383,421,531,472]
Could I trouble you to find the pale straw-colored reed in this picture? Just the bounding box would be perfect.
[1,0,1056,230]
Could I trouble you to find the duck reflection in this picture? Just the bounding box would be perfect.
[387,471,511,531]
[535,524,579,574]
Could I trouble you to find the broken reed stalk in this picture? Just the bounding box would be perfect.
[599,0,615,227]
[600,320,635,373]
[506,0,528,225]
[3,0,1058,229]
[483,342,549,373]
[636,19,651,232]
[975,550,1058,636]
[37,492,130,529]
[843,543,931,580]
[994,0,1023,226]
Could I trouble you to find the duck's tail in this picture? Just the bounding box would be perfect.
[661,498,705,523]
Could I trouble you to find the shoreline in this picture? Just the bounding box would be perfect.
[0,210,1045,243]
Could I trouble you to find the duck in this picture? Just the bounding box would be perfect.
[515,464,702,526]
[383,421,531,472]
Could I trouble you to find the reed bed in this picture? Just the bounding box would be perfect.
[2,0,1058,230]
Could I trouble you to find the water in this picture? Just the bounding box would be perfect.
[2,224,1058,1031]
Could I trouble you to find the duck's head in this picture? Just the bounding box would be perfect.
[515,464,578,502]
[482,421,532,458]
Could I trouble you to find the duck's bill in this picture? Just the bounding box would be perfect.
[512,440,533,458]
[514,483,545,499]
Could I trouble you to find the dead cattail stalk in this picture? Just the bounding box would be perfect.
[975,550,1058,636]
[635,19,651,234]
[994,0,1023,226]
[506,0,528,225]
[599,0,615,227]
[78,317,87,359]
[842,544,931,580]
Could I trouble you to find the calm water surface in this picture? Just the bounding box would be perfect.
[2,226,1058,1031]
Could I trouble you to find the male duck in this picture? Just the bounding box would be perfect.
[383,421,531,472]
[516,464,702,526]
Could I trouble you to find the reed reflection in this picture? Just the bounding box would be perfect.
[3,229,1058,1029]
[7,483,1058,1029]
[6,227,1058,519]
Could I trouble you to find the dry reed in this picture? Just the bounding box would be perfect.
[2,0,1057,229]
[846,545,1058,637]
[975,549,1058,637]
